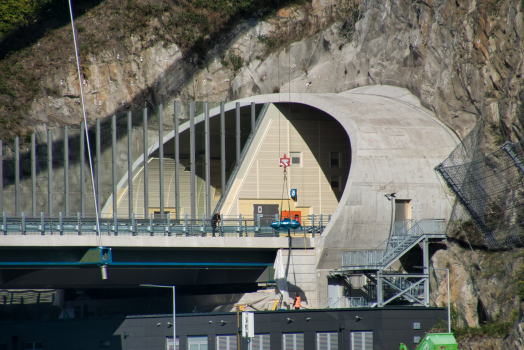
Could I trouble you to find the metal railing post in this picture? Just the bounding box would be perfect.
[21,212,26,235]
[59,212,63,235]
[2,212,6,235]
[238,214,242,237]
[220,214,223,237]
[149,213,154,236]
[167,213,171,237]
[40,212,45,236]
[131,213,136,236]
[257,214,261,237]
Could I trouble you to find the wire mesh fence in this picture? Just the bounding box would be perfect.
[435,121,524,249]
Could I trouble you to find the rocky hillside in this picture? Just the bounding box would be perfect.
[2,0,524,347]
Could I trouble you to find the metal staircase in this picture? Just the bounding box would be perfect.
[334,219,447,308]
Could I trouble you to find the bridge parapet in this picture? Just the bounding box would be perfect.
[0,212,329,239]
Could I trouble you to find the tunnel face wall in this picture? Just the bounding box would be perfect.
[218,103,351,219]
[238,86,458,265]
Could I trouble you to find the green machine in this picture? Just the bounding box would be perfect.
[399,333,457,350]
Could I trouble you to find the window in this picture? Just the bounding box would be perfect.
[154,211,170,219]
[24,343,43,350]
[166,337,180,350]
[330,152,339,168]
[249,334,270,350]
[283,333,304,350]
[290,152,301,167]
[330,175,340,191]
[217,335,237,350]
[317,332,338,350]
[188,336,208,350]
[351,332,372,350]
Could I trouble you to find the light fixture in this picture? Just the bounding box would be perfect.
[355,316,362,321]
[306,317,311,322]
[287,318,294,323]
[157,323,162,326]
[221,320,227,325]
[100,265,108,280]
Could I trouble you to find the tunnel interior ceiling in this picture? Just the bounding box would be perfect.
[274,103,351,202]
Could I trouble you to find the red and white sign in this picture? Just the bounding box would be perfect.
[279,154,290,168]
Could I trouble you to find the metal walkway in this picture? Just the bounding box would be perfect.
[333,219,447,308]
[0,213,329,237]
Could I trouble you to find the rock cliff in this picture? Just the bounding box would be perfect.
[2,0,524,346]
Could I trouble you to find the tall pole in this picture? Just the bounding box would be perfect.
[205,102,211,218]
[128,111,133,217]
[446,268,450,333]
[140,284,176,348]
[143,108,149,219]
[174,102,180,221]
[80,122,85,216]
[96,119,101,215]
[64,126,69,216]
[220,102,226,197]
[190,102,196,220]
[47,130,53,216]
[236,102,240,166]
[31,135,36,216]
[159,104,165,219]
[112,115,118,218]
[172,286,176,348]
[15,136,20,216]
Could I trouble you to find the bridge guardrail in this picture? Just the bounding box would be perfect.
[0,212,330,238]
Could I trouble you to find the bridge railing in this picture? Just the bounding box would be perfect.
[0,212,330,238]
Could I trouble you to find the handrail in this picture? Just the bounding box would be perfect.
[340,219,446,268]
[213,103,270,215]
[0,212,329,238]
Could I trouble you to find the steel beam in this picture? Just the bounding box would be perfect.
[31,134,36,216]
[128,111,133,217]
[236,102,240,166]
[251,102,255,132]
[422,237,430,307]
[112,115,117,219]
[205,102,211,218]
[174,102,180,221]
[190,102,196,220]
[80,122,85,216]
[220,102,226,199]
[15,137,20,216]
[159,104,164,219]
[377,270,383,307]
[47,130,53,216]
[96,119,101,215]
[143,108,149,219]
[64,126,69,216]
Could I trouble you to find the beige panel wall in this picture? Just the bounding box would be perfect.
[222,103,349,219]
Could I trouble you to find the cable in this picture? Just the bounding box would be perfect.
[68,0,102,248]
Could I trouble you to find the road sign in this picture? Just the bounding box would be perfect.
[279,154,290,168]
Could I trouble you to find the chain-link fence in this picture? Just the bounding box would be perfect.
[435,121,524,249]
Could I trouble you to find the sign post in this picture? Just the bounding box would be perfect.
[242,311,254,348]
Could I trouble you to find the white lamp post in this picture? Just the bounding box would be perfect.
[415,266,451,333]
[141,284,176,348]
